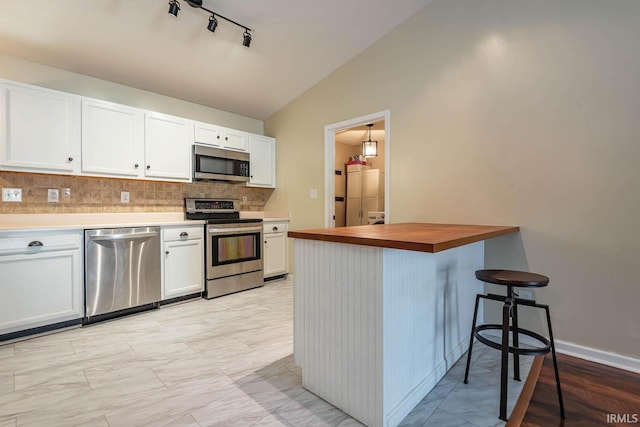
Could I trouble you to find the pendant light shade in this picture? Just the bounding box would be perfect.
[362,123,378,157]
[207,14,218,32]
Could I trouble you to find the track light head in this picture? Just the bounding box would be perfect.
[242,30,252,47]
[207,15,218,32]
[168,0,180,16]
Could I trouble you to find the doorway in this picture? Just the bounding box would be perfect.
[324,110,390,228]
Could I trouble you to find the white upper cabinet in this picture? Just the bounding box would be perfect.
[0,81,80,174]
[194,121,248,152]
[194,121,222,147]
[145,112,193,181]
[248,134,276,188]
[81,99,144,177]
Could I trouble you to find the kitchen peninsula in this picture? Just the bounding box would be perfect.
[288,223,519,427]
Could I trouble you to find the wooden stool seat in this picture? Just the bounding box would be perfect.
[463,269,565,422]
[475,269,549,288]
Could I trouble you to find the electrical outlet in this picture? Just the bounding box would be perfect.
[2,188,22,202]
[121,191,130,203]
[48,189,60,203]
[62,188,71,200]
[242,195,248,204]
[309,189,318,199]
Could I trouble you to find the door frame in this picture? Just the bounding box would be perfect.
[324,109,391,227]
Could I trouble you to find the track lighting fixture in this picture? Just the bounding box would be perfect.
[168,0,180,17]
[362,124,378,158]
[207,15,218,33]
[242,30,252,47]
[167,0,253,47]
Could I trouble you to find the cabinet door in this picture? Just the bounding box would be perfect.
[221,128,248,152]
[0,82,80,174]
[0,248,83,335]
[82,99,143,177]
[163,239,204,299]
[194,121,223,147]
[264,232,287,278]
[248,135,276,188]
[346,171,363,226]
[145,112,192,181]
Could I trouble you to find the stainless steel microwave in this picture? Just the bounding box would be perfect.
[193,145,250,182]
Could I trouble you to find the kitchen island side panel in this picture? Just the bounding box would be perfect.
[382,241,484,426]
[293,239,384,427]
[293,238,483,427]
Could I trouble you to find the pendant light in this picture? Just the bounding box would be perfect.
[362,124,378,157]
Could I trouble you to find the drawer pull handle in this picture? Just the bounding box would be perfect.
[28,240,43,247]
[179,232,189,237]
[134,164,139,168]
[272,226,278,231]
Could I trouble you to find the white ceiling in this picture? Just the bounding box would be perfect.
[335,122,385,146]
[0,0,433,120]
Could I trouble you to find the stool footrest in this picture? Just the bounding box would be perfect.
[474,324,551,356]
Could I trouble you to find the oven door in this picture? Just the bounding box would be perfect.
[206,222,263,279]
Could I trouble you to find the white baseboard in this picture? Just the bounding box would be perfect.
[555,340,640,374]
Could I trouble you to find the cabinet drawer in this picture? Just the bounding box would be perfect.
[0,231,82,255]
[263,221,289,234]
[162,225,204,241]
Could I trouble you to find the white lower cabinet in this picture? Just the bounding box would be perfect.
[161,225,204,300]
[263,220,289,279]
[0,230,83,337]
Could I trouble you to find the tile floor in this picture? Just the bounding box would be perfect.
[0,277,530,427]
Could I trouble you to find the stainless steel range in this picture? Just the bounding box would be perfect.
[185,198,263,299]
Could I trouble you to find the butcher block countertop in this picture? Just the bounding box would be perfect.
[287,223,519,253]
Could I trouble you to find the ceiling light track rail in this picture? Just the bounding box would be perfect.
[168,0,252,47]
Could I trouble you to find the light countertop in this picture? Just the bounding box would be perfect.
[0,213,203,231]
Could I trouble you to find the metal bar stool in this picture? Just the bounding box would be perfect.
[463,269,565,421]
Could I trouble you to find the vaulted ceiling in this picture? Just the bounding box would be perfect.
[0,0,434,120]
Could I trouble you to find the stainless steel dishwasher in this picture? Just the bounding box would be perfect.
[84,227,161,320]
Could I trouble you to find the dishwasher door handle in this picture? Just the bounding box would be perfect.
[89,231,159,241]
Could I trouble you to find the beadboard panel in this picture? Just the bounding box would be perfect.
[382,242,484,426]
[293,239,484,427]
[294,239,383,427]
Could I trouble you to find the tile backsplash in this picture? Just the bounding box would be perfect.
[0,171,273,214]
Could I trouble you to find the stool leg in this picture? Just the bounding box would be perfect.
[499,297,511,421]
[511,294,521,381]
[544,305,566,419]
[464,294,481,384]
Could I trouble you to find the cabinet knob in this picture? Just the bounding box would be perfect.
[216,135,220,139]
[225,137,228,141]
[146,165,151,169]
[165,251,170,255]
[28,240,43,247]
[134,164,139,168]
[179,232,189,237]
[67,157,73,162]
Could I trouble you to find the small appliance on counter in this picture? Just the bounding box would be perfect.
[367,211,385,225]
[185,198,263,298]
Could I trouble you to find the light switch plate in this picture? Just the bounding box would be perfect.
[2,188,22,202]
[48,189,60,203]
[309,189,318,199]
[121,191,130,203]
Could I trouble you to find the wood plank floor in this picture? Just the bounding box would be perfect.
[519,353,640,426]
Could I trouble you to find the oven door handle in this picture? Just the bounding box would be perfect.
[208,226,263,234]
